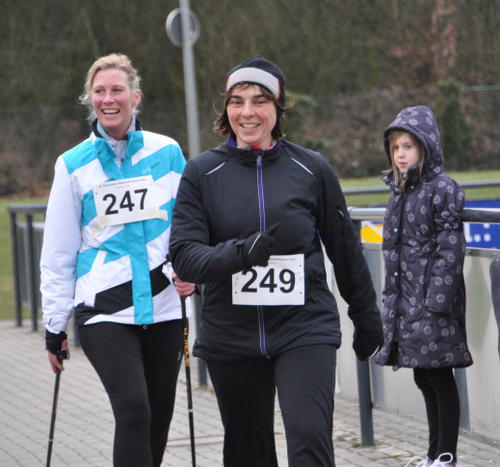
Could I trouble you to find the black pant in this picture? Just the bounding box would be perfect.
[79,320,183,467]
[413,368,460,462]
[207,344,337,467]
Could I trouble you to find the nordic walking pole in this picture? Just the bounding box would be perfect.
[46,349,67,467]
[181,295,197,467]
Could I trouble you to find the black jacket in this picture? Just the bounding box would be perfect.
[170,139,382,361]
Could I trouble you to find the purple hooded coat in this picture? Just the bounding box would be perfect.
[374,106,472,369]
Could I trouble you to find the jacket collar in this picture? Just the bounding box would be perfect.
[92,118,142,139]
[224,136,283,166]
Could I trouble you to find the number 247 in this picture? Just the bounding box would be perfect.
[103,189,147,215]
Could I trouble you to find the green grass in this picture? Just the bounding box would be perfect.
[342,169,500,206]
[1,169,499,321]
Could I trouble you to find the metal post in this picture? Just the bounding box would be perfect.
[9,210,23,326]
[356,359,375,445]
[192,293,207,386]
[352,219,375,445]
[455,368,470,429]
[26,214,39,332]
[178,0,206,387]
[179,0,201,159]
[364,246,385,409]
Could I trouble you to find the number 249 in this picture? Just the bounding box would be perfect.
[241,268,295,293]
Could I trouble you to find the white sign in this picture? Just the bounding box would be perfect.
[93,176,164,226]
[165,7,200,47]
[232,254,305,306]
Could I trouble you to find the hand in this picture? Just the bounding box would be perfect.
[353,327,384,361]
[172,271,196,297]
[241,223,280,269]
[46,330,69,373]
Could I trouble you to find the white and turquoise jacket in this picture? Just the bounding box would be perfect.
[41,121,189,334]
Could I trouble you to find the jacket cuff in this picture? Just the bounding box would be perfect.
[348,305,382,333]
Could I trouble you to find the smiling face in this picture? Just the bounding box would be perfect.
[91,68,141,140]
[226,84,277,149]
[389,132,423,174]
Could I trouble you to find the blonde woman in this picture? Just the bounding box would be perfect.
[41,53,194,467]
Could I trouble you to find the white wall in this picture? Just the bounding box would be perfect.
[331,247,500,444]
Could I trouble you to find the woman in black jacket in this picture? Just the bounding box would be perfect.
[170,56,382,467]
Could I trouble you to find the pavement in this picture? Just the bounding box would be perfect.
[1,320,499,467]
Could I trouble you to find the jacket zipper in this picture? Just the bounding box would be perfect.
[256,154,269,357]
[394,188,405,345]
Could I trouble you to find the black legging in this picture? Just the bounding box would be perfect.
[79,320,183,467]
[207,344,337,467]
[413,368,460,462]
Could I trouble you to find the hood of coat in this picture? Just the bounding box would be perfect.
[383,106,444,184]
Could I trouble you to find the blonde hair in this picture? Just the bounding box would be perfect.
[387,130,424,186]
[79,53,142,121]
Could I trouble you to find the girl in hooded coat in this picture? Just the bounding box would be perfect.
[374,106,472,467]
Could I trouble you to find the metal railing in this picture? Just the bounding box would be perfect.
[344,179,500,196]
[8,201,500,445]
[349,206,500,446]
[349,206,500,224]
[8,204,47,331]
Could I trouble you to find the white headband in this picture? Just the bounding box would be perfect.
[226,67,280,98]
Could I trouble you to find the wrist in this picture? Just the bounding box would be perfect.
[45,330,67,354]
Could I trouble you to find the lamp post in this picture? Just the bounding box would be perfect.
[166,0,200,159]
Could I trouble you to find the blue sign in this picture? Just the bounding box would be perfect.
[465,199,500,249]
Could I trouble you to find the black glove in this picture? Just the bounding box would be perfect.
[45,330,68,359]
[353,327,384,361]
[270,218,312,254]
[241,223,280,269]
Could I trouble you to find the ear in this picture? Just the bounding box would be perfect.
[132,90,142,108]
